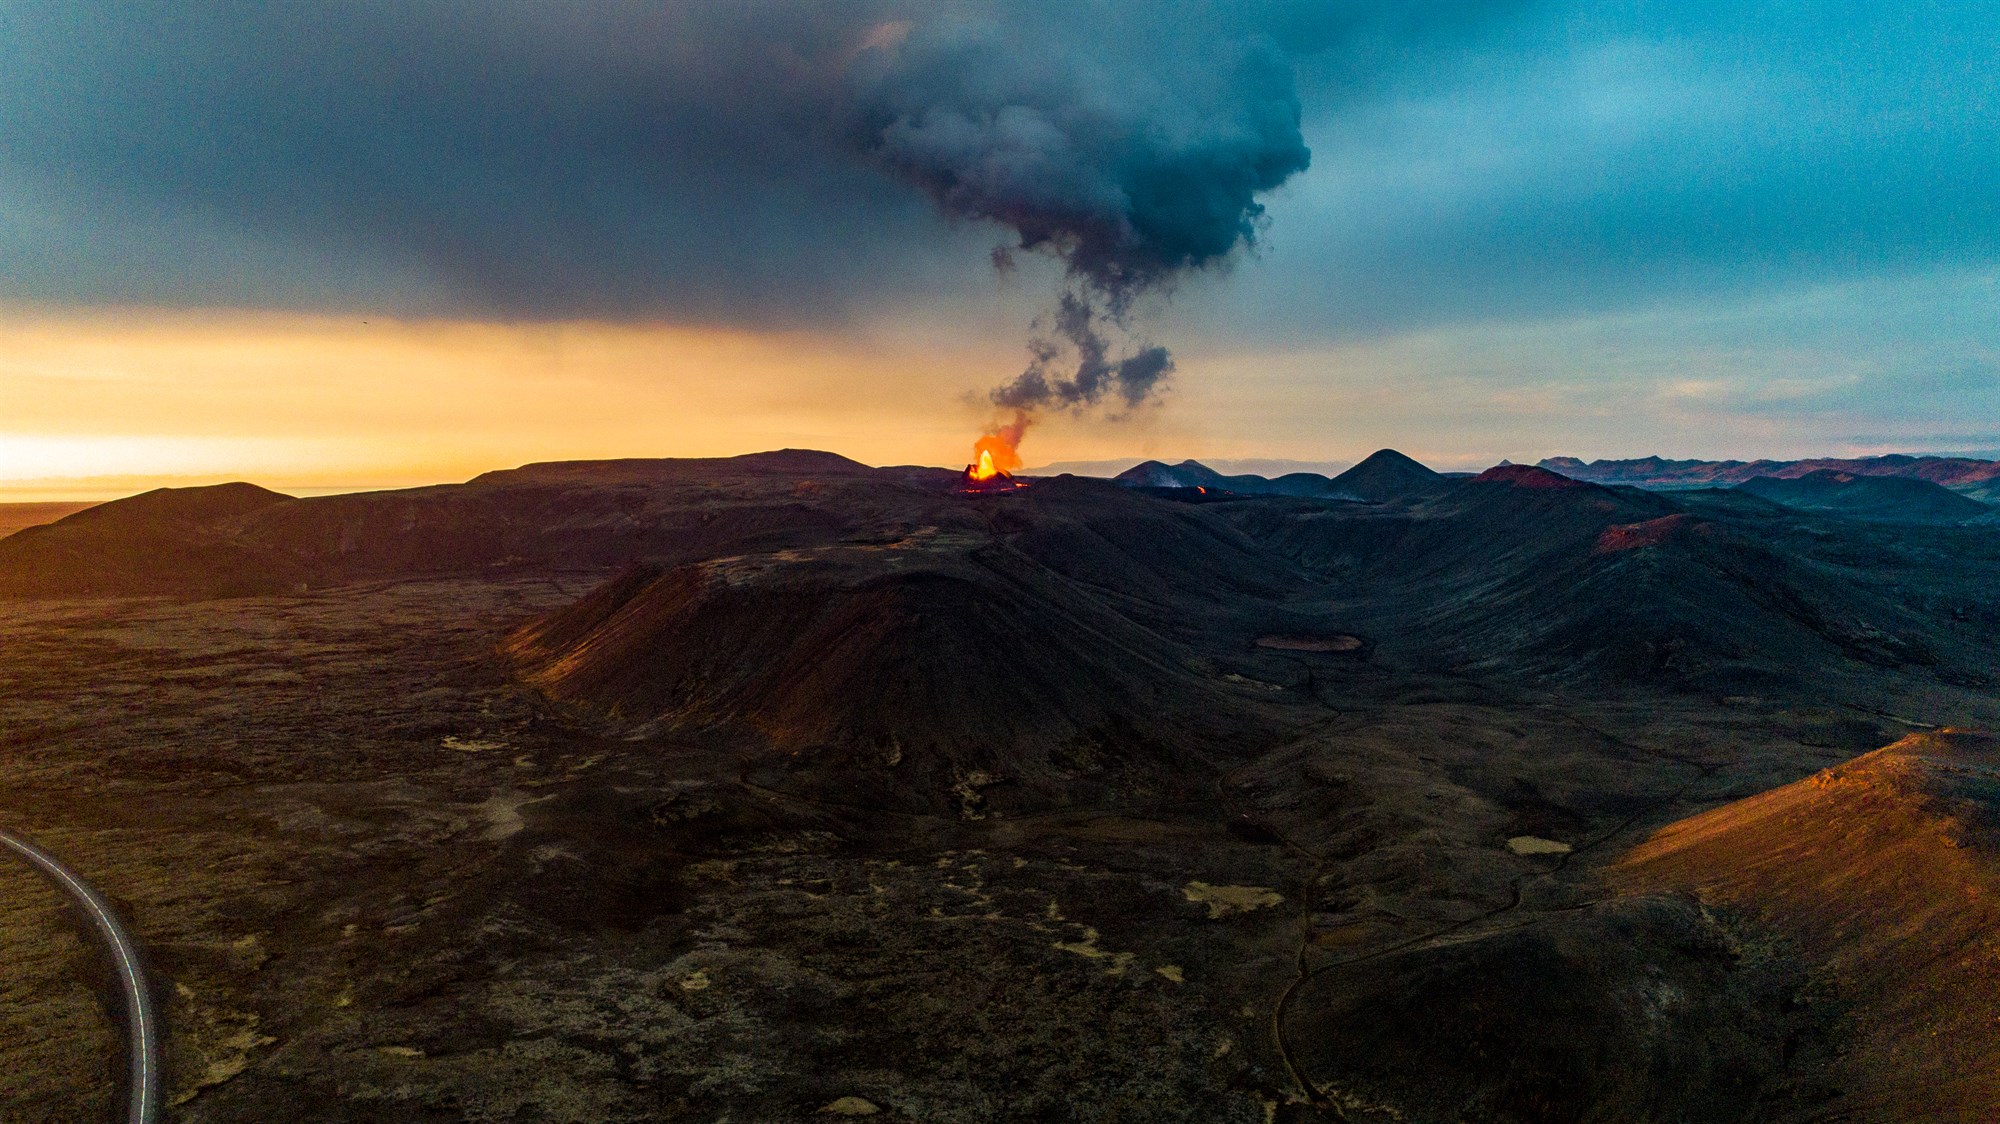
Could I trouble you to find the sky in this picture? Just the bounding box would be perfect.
[3,0,1997,498]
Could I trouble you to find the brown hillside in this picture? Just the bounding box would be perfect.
[0,501,96,540]
[1612,730,2000,1119]
[504,547,1262,816]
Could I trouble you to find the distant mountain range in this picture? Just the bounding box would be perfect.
[1113,449,1453,501]
[1097,450,1998,525]
[1032,457,1351,479]
[1539,453,2000,503]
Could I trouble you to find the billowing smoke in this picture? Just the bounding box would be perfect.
[992,293,1175,412]
[844,17,1310,415]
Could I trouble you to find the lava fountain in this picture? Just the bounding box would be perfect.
[963,412,1029,490]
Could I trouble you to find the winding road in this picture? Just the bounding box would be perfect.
[0,826,162,1124]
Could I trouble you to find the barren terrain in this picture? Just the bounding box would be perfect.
[2,452,1996,1121]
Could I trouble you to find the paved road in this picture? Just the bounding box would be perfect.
[0,827,162,1124]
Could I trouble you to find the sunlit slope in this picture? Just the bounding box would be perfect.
[1613,730,2000,1119]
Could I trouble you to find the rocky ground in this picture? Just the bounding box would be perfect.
[2,459,1996,1121]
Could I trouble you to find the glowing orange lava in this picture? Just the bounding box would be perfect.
[961,413,1030,492]
[968,411,1028,483]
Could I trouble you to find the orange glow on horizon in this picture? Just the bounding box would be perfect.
[0,308,1081,500]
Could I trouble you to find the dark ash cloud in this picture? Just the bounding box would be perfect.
[992,292,1176,412]
[0,1,1319,327]
[848,22,1309,308]
[839,14,1310,414]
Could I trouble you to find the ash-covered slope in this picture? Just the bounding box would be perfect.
[1613,730,2000,1119]
[1736,469,1992,524]
[503,482,1306,816]
[1231,464,1970,689]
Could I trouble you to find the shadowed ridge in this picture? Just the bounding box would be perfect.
[504,550,1256,816]
[470,449,875,486]
[1539,452,2000,493]
[1113,458,1355,498]
[0,482,300,597]
[1471,463,1591,490]
[1240,462,1959,686]
[1327,449,1447,502]
[1736,469,1992,524]
[1112,459,1214,488]
[508,563,666,659]
[45,481,294,527]
[0,502,99,541]
[1613,730,2000,1119]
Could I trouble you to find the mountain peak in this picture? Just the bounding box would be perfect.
[1328,449,1446,501]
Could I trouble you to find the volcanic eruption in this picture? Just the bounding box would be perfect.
[846,22,1309,489]
[963,411,1028,490]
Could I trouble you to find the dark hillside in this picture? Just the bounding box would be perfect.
[1736,469,1991,524]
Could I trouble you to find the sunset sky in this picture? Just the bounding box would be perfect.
[4,1,1997,500]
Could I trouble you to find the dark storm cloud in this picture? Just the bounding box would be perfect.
[0,2,931,322]
[1,0,1995,342]
[0,1,1327,323]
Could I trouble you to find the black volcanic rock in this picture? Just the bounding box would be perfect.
[1287,895,1826,1123]
[504,550,1255,816]
[8,444,2000,1122]
[1326,449,1448,502]
[1736,470,1992,524]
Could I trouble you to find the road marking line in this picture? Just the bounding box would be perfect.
[1,829,161,1124]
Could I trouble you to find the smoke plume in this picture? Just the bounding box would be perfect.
[992,292,1175,412]
[845,18,1310,414]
